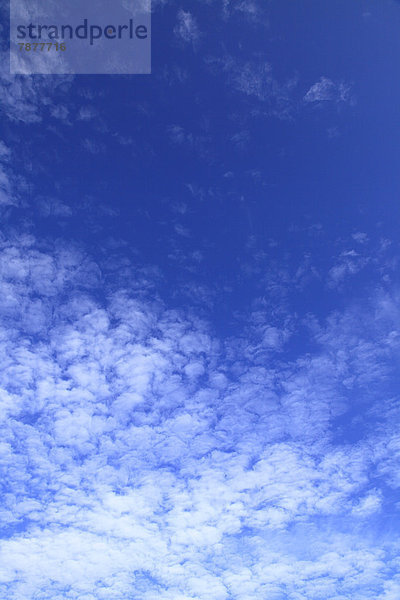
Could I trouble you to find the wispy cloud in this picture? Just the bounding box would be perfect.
[0,56,73,124]
[174,10,200,46]
[207,55,298,119]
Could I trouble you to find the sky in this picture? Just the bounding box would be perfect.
[1,0,400,598]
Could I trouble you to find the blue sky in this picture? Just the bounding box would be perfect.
[1,0,400,598]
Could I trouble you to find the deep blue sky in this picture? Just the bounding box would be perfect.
[3,0,400,322]
[1,1,400,599]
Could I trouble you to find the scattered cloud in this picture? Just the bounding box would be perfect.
[207,56,298,119]
[50,104,70,123]
[174,10,200,45]
[221,0,268,24]
[0,231,399,598]
[37,197,73,218]
[82,138,106,154]
[0,3,399,598]
[304,76,355,105]
[78,105,99,121]
[352,232,369,244]
[327,250,369,288]
[0,56,73,124]
[174,223,191,237]
[0,142,18,207]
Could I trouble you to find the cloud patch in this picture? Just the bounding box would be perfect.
[0,235,399,598]
[304,76,354,105]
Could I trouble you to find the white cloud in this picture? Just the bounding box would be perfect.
[78,105,99,121]
[82,138,106,154]
[174,10,200,45]
[351,491,382,517]
[50,104,70,122]
[304,76,354,105]
[0,55,73,124]
[0,233,399,598]
[221,0,267,24]
[352,232,369,244]
[207,55,298,119]
[327,250,369,288]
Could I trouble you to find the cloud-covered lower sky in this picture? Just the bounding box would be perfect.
[1,1,400,599]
